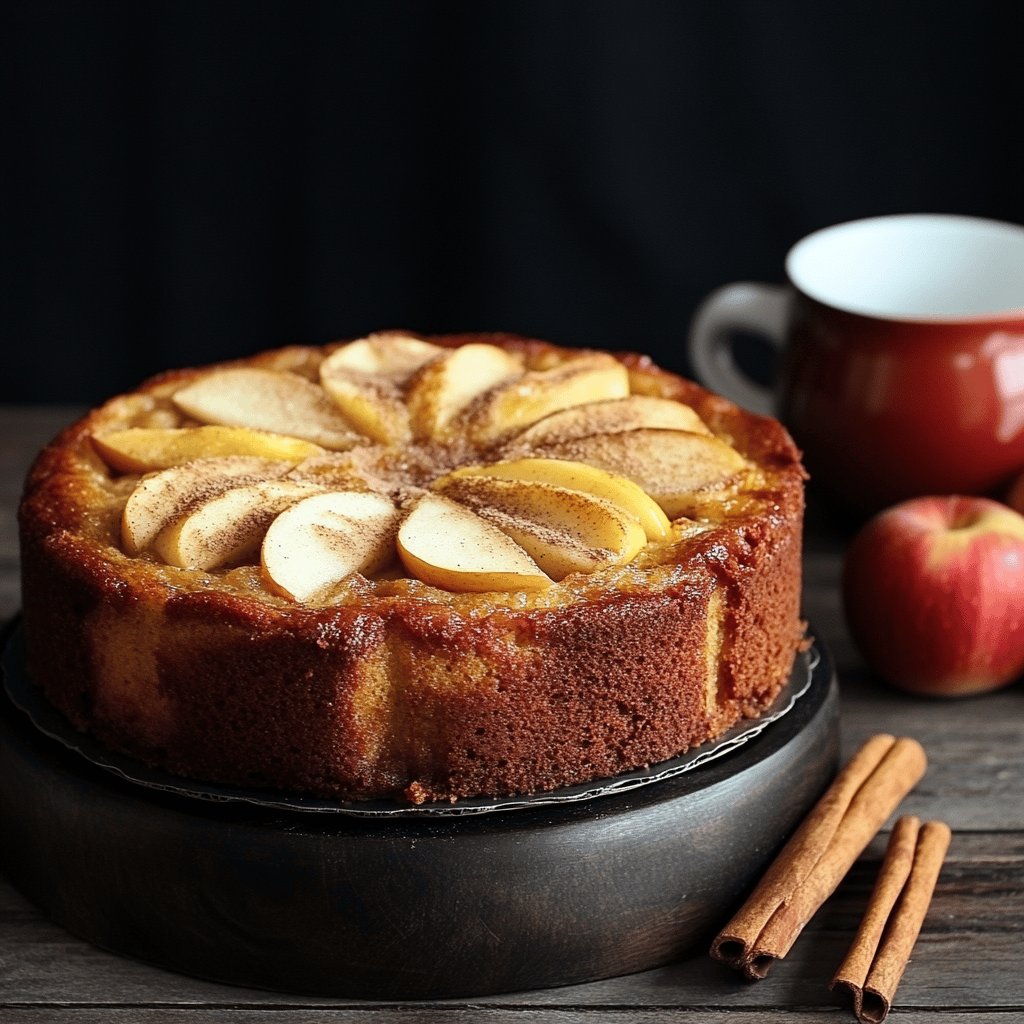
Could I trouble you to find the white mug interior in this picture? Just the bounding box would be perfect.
[785,214,1024,320]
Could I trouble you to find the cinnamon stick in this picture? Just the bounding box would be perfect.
[832,817,952,1024]
[710,734,927,979]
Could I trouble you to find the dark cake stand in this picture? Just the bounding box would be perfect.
[0,623,838,999]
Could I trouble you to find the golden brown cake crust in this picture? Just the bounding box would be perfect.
[18,334,805,803]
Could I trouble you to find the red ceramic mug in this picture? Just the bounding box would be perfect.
[688,214,1024,513]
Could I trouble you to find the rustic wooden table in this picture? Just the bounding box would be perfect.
[1,406,1021,1023]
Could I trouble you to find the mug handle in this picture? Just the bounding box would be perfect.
[688,282,791,415]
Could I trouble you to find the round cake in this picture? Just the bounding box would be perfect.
[18,332,806,804]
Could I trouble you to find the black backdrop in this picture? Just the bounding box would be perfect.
[4,0,1023,403]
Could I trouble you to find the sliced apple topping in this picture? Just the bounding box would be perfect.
[463,353,630,444]
[92,426,325,474]
[262,491,402,603]
[318,334,445,444]
[406,343,522,439]
[526,428,749,517]
[172,368,362,451]
[317,372,411,444]
[153,480,324,570]
[446,458,671,541]
[397,493,553,593]
[435,474,646,581]
[122,456,291,556]
[109,338,763,596]
[509,395,711,449]
[323,333,443,378]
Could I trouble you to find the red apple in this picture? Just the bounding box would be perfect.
[842,495,1024,696]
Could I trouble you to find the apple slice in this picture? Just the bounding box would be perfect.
[464,353,630,444]
[262,490,402,603]
[172,368,362,451]
[406,343,522,439]
[397,493,552,593]
[318,334,444,444]
[152,480,323,570]
[529,428,749,517]
[323,333,443,378]
[436,475,647,581]
[447,458,671,541]
[509,395,711,448]
[91,426,326,474]
[317,372,411,444]
[121,456,291,556]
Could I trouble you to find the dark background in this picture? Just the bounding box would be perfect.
[4,0,1023,404]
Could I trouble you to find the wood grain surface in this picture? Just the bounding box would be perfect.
[2,407,1022,1022]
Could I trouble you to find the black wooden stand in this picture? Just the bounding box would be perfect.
[1,633,838,999]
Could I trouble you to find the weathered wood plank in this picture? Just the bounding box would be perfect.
[1,572,20,623]
[1,512,18,560]
[0,407,85,574]
[0,406,84,487]
[2,829,1022,1009]
[1,1013,1023,1024]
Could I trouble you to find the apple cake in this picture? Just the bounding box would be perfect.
[18,332,806,804]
